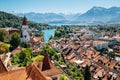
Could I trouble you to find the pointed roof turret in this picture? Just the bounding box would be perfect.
[41,53,62,76]
[22,16,28,25]
[42,53,51,71]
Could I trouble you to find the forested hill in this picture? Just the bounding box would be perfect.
[0,11,50,30]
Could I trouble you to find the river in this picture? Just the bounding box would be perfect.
[42,29,55,42]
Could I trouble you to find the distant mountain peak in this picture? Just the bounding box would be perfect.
[15,6,120,24]
[92,6,106,9]
[77,6,120,23]
[91,6,106,11]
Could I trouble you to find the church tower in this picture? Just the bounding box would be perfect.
[21,16,30,42]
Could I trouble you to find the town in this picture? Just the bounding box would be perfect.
[50,26,120,80]
[0,15,120,80]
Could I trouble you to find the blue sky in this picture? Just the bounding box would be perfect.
[0,0,120,13]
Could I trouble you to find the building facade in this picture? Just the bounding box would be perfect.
[21,16,30,42]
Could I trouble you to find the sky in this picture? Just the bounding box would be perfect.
[0,0,120,14]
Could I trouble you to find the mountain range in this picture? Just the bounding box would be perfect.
[16,6,120,24]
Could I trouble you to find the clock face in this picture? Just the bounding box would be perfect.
[24,35,27,38]
[22,27,27,31]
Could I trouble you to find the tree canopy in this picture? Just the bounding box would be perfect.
[10,32,21,48]
[11,48,32,67]
[0,29,8,42]
[40,44,56,58]
[0,44,9,54]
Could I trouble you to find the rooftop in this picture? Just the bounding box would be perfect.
[0,53,62,80]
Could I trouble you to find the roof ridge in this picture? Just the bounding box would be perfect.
[33,64,47,79]
[26,64,47,80]
[0,59,8,73]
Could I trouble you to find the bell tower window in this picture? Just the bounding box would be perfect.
[24,35,26,38]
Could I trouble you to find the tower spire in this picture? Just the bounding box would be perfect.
[22,16,28,25]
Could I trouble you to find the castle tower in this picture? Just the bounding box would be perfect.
[21,16,30,42]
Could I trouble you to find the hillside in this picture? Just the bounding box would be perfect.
[0,11,50,29]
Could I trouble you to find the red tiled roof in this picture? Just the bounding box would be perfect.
[0,53,62,80]
[38,53,62,76]
[11,46,22,54]
[0,64,48,80]
[26,64,48,80]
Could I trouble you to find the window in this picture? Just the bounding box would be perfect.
[24,35,26,38]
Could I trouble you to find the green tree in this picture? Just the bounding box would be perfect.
[35,32,44,37]
[107,52,115,59]
[10,32,21,48]
[84,65,91,80]
[22,42,30,48]
[54,53,60,61]
[0,29,8,42]
[40,44,56,58]
[12,48,32,67]
[60,74,69,80]
[55,30,61,38]
[32,55,44,62]
[0,44,9,54]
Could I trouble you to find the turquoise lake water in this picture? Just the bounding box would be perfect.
[42,29,55,42]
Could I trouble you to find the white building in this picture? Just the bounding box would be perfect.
[84,33,102,40]
[99,36,116,46]
[21,16,30,42]
[93,41,108,50]
[84,34,93,39]
[113,36,120,42]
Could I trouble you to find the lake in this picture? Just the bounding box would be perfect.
[42,29,55,42]
[49,23,101,26]
[49,23,88,27]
